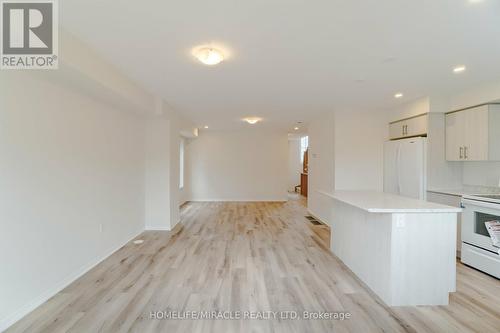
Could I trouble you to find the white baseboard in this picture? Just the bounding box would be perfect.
[188,198,288,202]
[145,226,171,231]
[0,229,144,332]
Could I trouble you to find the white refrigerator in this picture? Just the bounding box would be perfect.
[383,137,427,200]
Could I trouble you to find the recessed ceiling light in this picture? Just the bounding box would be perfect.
[394,93,403,98]
[294,127,299,130]
[204,125,209,129]
[243,117,262,125]
[453,65,466,73]
[194,47,224,65]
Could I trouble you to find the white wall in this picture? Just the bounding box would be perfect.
[307,112,335,223]
[144,102,196,231]
[59,29,154,114]
[462,162,500,187]
[334,110,388,191]
[0,72,146,330]
[186,129,288,201]
[0,31,198,330]
[144,115,171,230]
[307,109,389,224]
[179,138,188,205]
[448,80,500,111]
[288,138,302,192]
[388,97,430,121]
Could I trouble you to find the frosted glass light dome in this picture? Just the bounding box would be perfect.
[195,48,224,65]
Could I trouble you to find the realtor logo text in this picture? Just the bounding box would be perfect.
[1,0,58,69]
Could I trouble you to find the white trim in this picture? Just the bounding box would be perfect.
[145,226,171,231]
[0,229,144,332]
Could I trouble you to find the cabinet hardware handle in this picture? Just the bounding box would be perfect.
[464,146,468,159]
[459,147,463,159]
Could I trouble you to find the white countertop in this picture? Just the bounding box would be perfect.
[320,190,462,213]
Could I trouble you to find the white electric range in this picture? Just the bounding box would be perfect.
[461,194,500,278]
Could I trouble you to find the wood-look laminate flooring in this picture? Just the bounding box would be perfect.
[7,199,500,333]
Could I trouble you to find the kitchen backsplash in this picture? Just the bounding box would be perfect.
[463,162,500,188]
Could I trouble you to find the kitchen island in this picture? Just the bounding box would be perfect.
[322,190,462,306]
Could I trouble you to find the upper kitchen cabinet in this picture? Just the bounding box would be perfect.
[389,114,428,140]
[445,104,500,161]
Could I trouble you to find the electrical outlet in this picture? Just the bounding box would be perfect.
[396,216,406,228]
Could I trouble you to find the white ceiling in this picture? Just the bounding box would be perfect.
[61,0,500,131]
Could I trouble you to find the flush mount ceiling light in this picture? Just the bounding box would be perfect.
[453,65,466,73]
[294,127,299,130]
[204,125,209,129]
[243,117,262,125]
[194,47,224,65]
[394,93,403,98]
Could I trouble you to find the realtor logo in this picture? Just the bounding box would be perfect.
[1,0,58,69]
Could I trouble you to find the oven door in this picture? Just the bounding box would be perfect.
[462,199,500,254]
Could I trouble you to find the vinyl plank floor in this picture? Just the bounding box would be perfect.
[6,199,500,333]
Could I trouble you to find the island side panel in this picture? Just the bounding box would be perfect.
[331,200,394,304]
[390,213,457,306]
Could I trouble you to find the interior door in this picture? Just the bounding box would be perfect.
[398,138,425,199]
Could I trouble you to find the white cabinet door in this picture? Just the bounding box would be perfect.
[445,112,464,161]
[406,114,428,137]
[426,192,462,258]
[463,106,489,161]
[389,114,428,140]
[389,122,406,139]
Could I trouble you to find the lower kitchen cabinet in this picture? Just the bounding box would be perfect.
[427,191,462,258]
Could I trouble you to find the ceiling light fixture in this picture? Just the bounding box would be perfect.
[453,65,466,73]
[294,127,299,130]
[204,125,209,129]
[243,117,262,125]
[194,47,224,65]
[394,93,403,98]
